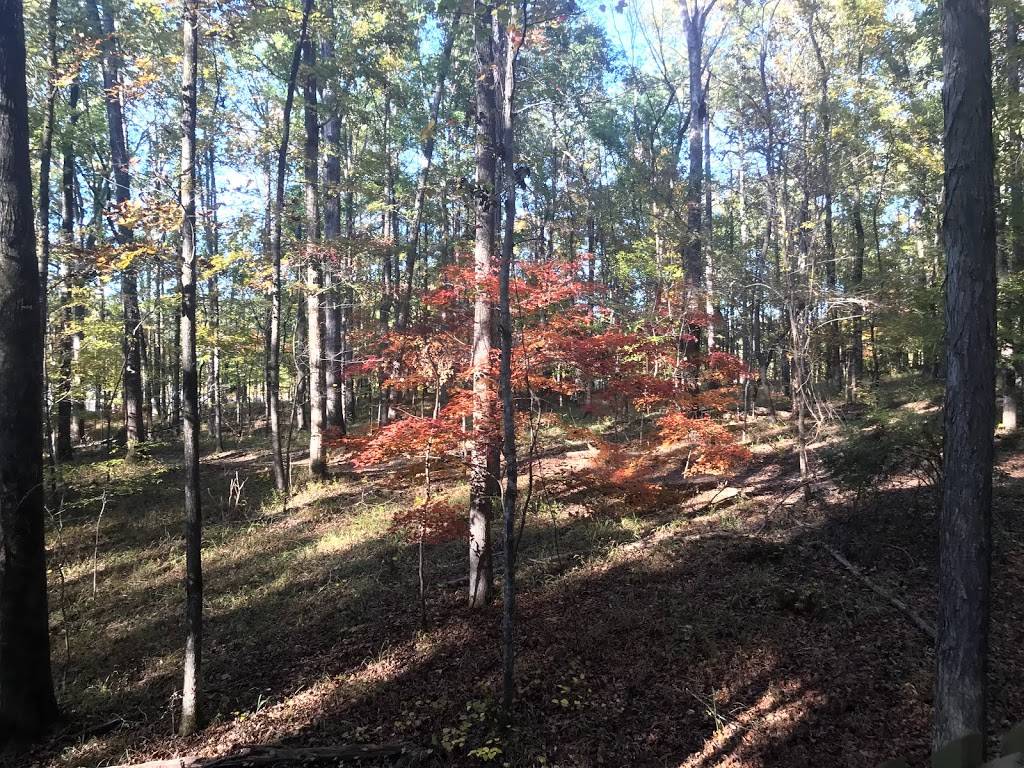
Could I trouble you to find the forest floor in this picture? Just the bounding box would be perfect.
[17,378,1024,768]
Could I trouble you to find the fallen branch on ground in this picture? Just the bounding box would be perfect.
[821,543,936,642]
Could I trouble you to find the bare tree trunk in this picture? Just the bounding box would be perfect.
[469,0,499,609]
[681,0,710,290]
[0,0,60,740]
[495,5,523,711]
[267,0,314,492]
[88,0,146,451]
[849,191,865,401]
[294,291,309,432]
[934,0,996,752]
[303,39,326,479]
[56,16,79,461]
[178,0,203,736]
[321,8,346,434]
[808,14,840,388]
[703,107,715,351]
[37,0,58,469]
[200,60,224,452]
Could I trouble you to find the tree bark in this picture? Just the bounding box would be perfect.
[0,0,60,741]
[935,0,997,751]
[495,5,523,711]
[178,0,203,736]
[88,0,146,451]
[469,0,499,609]
[321,9,346,434]
[303,39,327,479]
[200,60,224,452]
[267,0,314,492]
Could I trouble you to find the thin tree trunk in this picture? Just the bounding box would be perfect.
[37,0,57,466]
[201,59,224,452]
[321,8,346,434]
[268,0,314,492]
[495,6,523,711]
[850,192,865,400]
[808,15,840,388]
[178,0,203,736]
[469,0,499,609]
[88,0,146,451]
[0,0,60,740]
[303,39,326,479]
[934,0,996,752]
[57,53,80,460]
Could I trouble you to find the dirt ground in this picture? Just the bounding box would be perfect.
[16,391,1024,768]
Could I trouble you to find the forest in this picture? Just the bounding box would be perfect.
[0,0,1018,763]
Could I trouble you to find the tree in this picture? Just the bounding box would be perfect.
[268,0,315,492]
[178,0,204,737]
[495,0,525,711]
[0,0,60,742]
[469,0,500,609]
[86,0,147,452]
[303,37,327,479]
[934,0,997,752]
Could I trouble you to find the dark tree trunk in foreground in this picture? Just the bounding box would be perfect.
[469,0,499,609]
[495,7,523,711]
[178,0,204,736]
[303,39,326,479]
[268,0,314,492]
[88,0,146,451]
[0,0,60,742]
[934,0,997,753]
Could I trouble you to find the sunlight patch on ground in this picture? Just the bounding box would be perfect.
[678,680,826,768]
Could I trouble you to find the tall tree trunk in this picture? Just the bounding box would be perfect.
[57,40,80,460]
[1004,9,1021,429]
[37,0,57,466]
[0,0,60,740]
[808,15,840,388]
[495,6,523,711]
[304,39,326,479]
[267,0,314,492]
[469,0,499,609]
[399,10,461,329]
[203,146,223,451]
[934,0,996,752]
[178,0,203,736]
[849,191,865,400]
[321,11,346,434]
[201,58,224,452]
[703,106,715,351]
[681,1,708,290]
[88,0,146,451]
[377,96,393,427]
[294,281,309,432]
